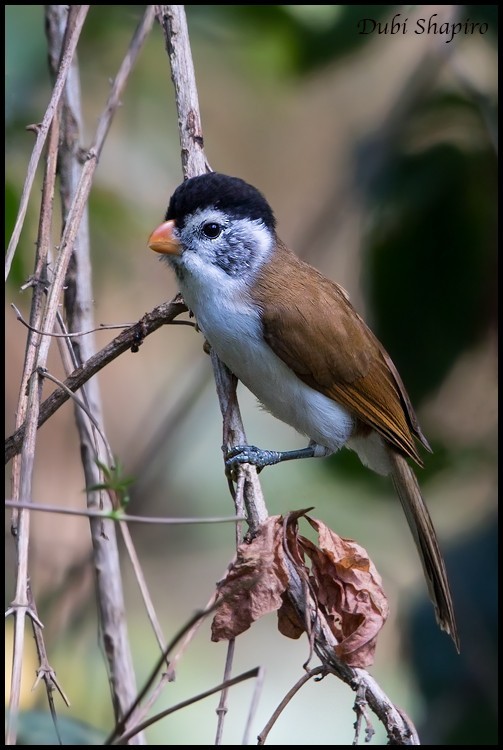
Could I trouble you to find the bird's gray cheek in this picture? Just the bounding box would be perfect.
[214,243,253,278]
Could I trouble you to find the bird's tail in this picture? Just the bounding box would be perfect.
[387,448,460,652]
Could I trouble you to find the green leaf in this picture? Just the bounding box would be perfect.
[87,458,135,509]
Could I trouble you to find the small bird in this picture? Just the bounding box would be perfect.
[149,171,459,651]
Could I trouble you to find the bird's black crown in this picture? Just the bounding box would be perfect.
[165,172,276,233]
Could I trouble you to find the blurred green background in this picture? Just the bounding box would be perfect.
[5,5,497,745]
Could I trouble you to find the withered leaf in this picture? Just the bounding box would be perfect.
[277,593,305,640]
[211,511,388,668]
[211,515,289,641]
[300,516,389,668]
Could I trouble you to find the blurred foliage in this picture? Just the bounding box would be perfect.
[365,141,496,404]
[325,435,454,492]
[406,513,498,744]
[13,710,106,745]
[5,5,47,125]
[187,5,395,77]
[464,4,498,37]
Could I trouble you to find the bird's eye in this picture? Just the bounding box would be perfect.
[202,222,222,239]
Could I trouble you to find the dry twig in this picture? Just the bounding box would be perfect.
[6,6,157,745]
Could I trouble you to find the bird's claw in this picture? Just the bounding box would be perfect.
[225,444,281,479]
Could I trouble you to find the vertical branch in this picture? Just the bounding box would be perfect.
[7,13,90,744]
[5,103,61,749]
[4,6,89,282]
[155,5,210,178]
[155,4,268,533]
[7,6,156,746]
[155,7,269,743]
[43,6,157,743]
[44,7,147,743]
[35,5,156,373]
[153,6,421,744]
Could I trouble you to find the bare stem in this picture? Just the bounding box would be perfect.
[5,6,89,282]
[5,69,62,747]
[214,639,235,744]
[43,6,158,743]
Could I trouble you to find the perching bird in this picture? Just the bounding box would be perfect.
[148,171,459,651]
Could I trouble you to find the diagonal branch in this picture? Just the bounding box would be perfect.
[5,5,89,282]
[5,299,188,464]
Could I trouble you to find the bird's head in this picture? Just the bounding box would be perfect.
[148,173,277,283]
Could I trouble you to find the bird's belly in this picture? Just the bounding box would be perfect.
[196,303,355,452]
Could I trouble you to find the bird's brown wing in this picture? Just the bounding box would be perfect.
[252,244,430,465]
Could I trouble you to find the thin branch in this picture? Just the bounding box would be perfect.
[257,667,326,744]
[52,300,171,706]
[242,665,266,746]
[44,6,157,743]
[5,499,243,525]
[11,302,196,337]
[5,5,89,282]
[154,5,211,178]
[5,68,63,746]
[27,582,70,748]
[35,4,157,374]
[104,599,221,745]
[27,581,71,708]
[214,639,235,745]
[114,668,261,746]
[119,588,221,736]
[5,299,188,464]
[209,348,268,532]
[12,305,137,336]
[37,367,113,462]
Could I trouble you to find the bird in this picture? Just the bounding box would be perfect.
[148,171,459,651]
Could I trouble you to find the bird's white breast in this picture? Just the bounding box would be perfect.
[180,272,355,453]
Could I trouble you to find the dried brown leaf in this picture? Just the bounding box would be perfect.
[277,593,305,640]
[211,515,289,641]
[211,511,388,668]
[300,516,389,667]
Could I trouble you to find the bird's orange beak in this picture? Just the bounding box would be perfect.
[148,220,182,255]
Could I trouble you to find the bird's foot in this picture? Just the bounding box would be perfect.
[225,444,282,477]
